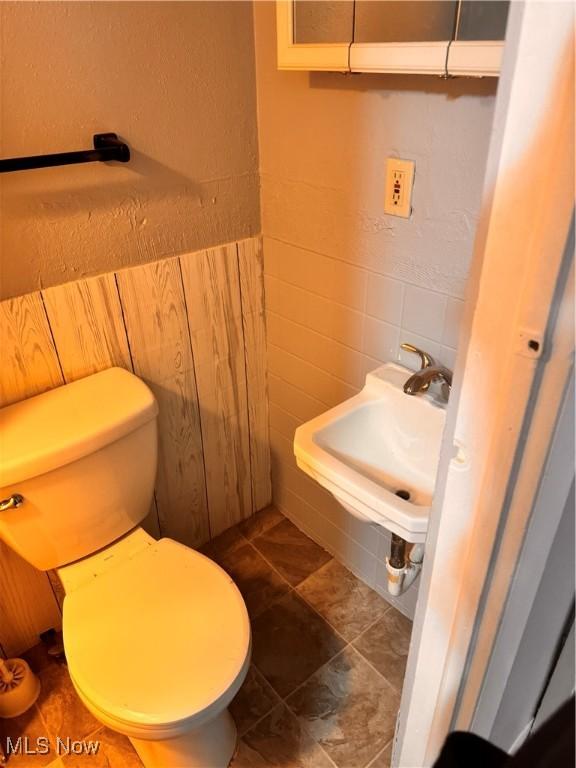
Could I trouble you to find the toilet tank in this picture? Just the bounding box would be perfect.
[0,368,158,570]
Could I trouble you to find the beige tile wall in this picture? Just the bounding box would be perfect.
[263,236,464,616]
[254,1,496,617]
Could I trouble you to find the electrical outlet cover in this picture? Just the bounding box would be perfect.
[384,158,415,218]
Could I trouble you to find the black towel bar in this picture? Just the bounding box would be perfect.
[0,133,130,173]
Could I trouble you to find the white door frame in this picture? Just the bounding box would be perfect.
[394,2,575,766]
[467,340,574,750]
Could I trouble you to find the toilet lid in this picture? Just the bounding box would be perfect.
[62,539,250,729]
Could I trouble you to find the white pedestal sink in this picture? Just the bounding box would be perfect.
[293,363,447,543]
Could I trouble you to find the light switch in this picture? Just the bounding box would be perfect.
[384,158,415,218]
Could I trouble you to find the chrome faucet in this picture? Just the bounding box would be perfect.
[400,343,453,402]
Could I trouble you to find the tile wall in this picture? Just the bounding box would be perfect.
[253,1,496,618]
[263,237,464,617]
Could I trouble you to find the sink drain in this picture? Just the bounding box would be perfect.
[395,489,411,501]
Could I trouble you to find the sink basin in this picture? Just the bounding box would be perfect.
[293,363,447,542]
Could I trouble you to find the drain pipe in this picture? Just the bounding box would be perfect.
[386,535,425,596]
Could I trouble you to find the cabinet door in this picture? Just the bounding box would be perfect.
[353,1,457,43]
[350,1,456,74]
[293,0,354,44]
[456,0,510,41]
[277,0,350,71]
[277,0,506,77]
[447,0,509,76]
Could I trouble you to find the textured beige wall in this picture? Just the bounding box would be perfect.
[0,1,259,299]
[254,1,497,615]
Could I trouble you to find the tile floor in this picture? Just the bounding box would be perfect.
[1,507,412,768]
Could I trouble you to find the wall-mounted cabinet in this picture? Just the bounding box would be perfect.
[277,0,509,76]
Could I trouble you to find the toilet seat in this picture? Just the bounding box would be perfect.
[62,538,251,739]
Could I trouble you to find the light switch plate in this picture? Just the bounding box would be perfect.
[384,158,415,218]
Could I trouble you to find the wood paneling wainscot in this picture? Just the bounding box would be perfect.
[42,273,161,540]
[238,238,272,511]
[42,273,133,381]
[0,293,64,406]
[0,236,270,656]
[180,243,252,536]
[116,257,209,547]
[0,293,64,656]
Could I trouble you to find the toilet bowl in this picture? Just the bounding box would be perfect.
[0,368,251,768]
[59,529,250,768]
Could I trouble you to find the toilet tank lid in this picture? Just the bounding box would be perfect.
[0,368,158,488]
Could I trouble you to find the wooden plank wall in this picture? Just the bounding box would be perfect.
[0,295,64,657]
[0,236,270,656]
[238,238,272,511]
[180,243,252,536]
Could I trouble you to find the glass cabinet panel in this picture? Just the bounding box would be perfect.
[280,0,507,77]
[353,1,458,43]
[456,0,510,41]
[293,1,354,44]
[292,0,509,47]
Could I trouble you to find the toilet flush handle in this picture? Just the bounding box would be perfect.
[0,494,24,512]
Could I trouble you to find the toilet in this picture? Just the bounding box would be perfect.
[0,367,251,768]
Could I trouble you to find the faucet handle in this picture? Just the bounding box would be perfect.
[400,343,436,371]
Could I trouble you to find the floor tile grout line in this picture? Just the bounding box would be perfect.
[305,735,340,768]
[243,538,293,590]
[365,737,395,768]
[271,499,416,624]
[281,643,352,704]
[237,706,276,741]
[245,538,352,647]
[249,528,394,649]
[240,506,285,543]
[247,524,318,585]
[263,615,403,761]
[271,483,398,577]
[281,639,399,710]
[208,506,279,557]
[37,509,396,768]
[295,582,385,647]
[349,603,394,645]
[247,581,357,713]
[32,700,55,745]
[27,669,108,758]
[240,694,340,768]
[293,555,336,590]
[280,645,400,768]
[248,663,283,716]
[248,538,349,643]
[345,644,403,696]
[83,724,105,741]
[279,645,389,768]
[236,665,339,768]
[279,706,340,768]
[228,511,404,763]
[235,685,280,740]
[210,514,408,698]
[215,514,346,643]
[296,561,395,634]
[246,517,404,671]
